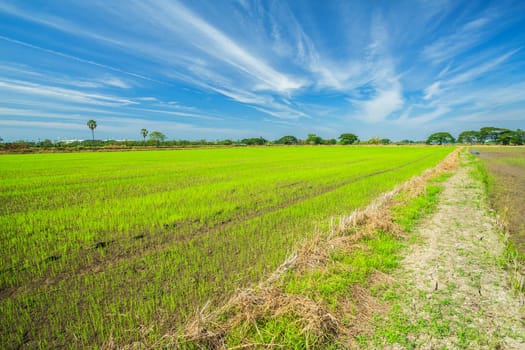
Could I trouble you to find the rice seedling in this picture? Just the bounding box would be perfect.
[0,146,453,348]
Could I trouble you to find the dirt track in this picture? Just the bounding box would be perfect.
[376,154,525,349]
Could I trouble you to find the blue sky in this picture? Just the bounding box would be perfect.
[1,0,524,142]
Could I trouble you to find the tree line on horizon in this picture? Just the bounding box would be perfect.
[426,127,525,145]
[1,122,524,151]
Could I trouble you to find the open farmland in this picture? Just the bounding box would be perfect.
[0,146,453,348]
[477,146,525,253]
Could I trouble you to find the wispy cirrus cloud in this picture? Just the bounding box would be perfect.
[356,83,404,123]
[125,107,222,121]
[101,77,131,89]
[0,35,166,85]
[132,1,305,94]
[422,16,495,64]
[423,82,441,100]
[350,12,405,123]
[0,79,136,106]
[446,49,519,85]
[0,63,134,90]
[420,48,522,110]
[0,119,86,130]
[394,106,451,126]
[1,0,524,141]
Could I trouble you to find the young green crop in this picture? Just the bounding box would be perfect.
[0,146,454,348]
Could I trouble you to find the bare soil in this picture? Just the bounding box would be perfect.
[478,148,525,253]
[378,154,525,348]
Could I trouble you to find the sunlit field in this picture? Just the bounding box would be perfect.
[0,146,454,348]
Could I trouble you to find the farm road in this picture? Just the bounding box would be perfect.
[377,154,525,348]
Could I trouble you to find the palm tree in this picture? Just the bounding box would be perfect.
[141,128,148,142]
[87,119,97,142]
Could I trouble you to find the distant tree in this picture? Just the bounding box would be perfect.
[458,130,481,144]
[241,137,267,145]
[338,133,359,145]
[275,135,298,145]
[37,139,54,148]
[479,127,494,143]
[380,138,391,145]
[495,130,514,145]
[426,132,455,145]
[141,128,148,142]
[149,131,166,145]
[367,136,382,145]
[218,139,233,145]
[0,136,3,143]
[87,119,97,142]
[306,134,322,145]
[512,129,525,145]
[479,127,509,143]
[498,129,525,145]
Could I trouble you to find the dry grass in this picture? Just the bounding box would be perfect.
[171,149,460,349]
[185,287,340,349]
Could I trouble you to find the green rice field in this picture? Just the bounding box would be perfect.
[0,146,454,348]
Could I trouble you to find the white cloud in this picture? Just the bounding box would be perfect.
[0,35,165,84]
[0,79,136,106]
[423,81,441,100]
[252,105,308,120]
[101,77,131,89]
[0,107,82,120]
[136,97,158,102]
[463,17,489,30]
[143,1,304,94]
[125,107,222,121]
[356,83,404,123]
[455,107,525,123]
[0,63,133,90]
[422,16,493,64]
[265,2,366,92]
[351,13,405,123]
[1,1,524,141]
[394,106,450,126]
[447,49,519,85]
[0,119,85,130]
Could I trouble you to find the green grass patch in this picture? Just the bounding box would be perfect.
[218,159,450,349]
[284,232,404,309]
[392,185,441,233]
[0,146,454,347]
[224,313,340,350]
[469,153,494,193]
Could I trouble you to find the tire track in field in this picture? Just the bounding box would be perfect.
[168,153,435,243]
[0,156,373,216]
[1,154,435,298]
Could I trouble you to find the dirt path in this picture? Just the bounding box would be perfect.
[375,155,525,349]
